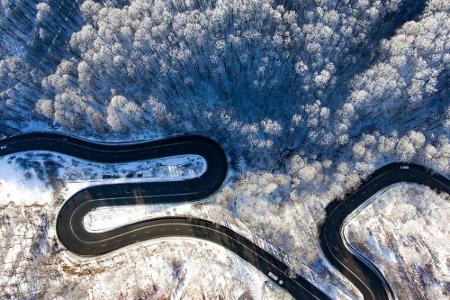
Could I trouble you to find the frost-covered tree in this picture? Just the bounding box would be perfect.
[0,0,449,173]
[106,95,146,132]
[0,0,83,135]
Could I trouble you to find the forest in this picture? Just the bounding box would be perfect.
[1,0,449,179]
[1,0,450,298]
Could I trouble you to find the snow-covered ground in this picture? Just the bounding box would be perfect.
[0,150,356,299]
[0,152,291,299]
[4,150,449,299]
[0,203,290,299]
[345,183,450,299]
[0,151,205,204]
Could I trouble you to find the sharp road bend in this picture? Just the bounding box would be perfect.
[2,134,449,299]
[320,163,450,300]
[0,132,327,300]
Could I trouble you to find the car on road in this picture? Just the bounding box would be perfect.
[0,145,6,150]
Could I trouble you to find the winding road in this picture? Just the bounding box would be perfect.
[0,133,327,300]
[320,163,450,300]
[2,134,449,299]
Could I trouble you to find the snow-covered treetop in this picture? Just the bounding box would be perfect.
[0,0,449,174]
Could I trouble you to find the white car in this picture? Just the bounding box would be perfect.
[0,145,6,150]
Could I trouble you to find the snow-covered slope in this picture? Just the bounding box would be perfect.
[0,152,292,299]
[345,183,450,299]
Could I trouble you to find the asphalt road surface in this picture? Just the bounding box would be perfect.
[0,132,327,300]
[320,163,450,300]
[3,134,448,300]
